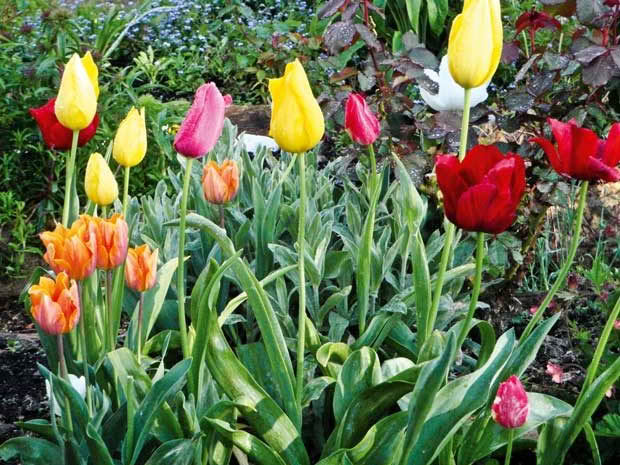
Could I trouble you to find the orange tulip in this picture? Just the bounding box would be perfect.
[92,214,129,270]
[29,272,80,335]
[125,244,158,292]
[40,216,97,281]
[202,160,240,204]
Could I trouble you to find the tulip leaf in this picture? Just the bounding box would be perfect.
[86,424,115,465]
[0,437,61,464]
[405,0,422,35]
[143,439,196,465]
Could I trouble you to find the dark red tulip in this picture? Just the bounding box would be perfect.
[515,11,561,37]
[492,375,529,429]
[29,98,99,150]
[531,118,620,182]
[435,145,526,234]
[344,93,380,146]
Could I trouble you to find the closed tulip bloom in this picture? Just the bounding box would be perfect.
[125,245,158,292]
[40,216,98,281]
[30,98,99,150]
[202,160,240,204]
[174,83,227,158]
[435,145,526,234]
[492,375,529,429]
[531,118,620,183]
[92,214,128,270]
[29,272,80,335]
[85,152,118,206]
[80,51,99,99]
[448,0,503,89]
[55,53,98,130]
[113,107,147,167]
[345,93,380,145]
[269,59,324,153]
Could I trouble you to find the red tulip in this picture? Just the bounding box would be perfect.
[531,118,620,182]
[174,83,229,158]
[344,93,380,145]
[29,272,80,335]
[435,145,526,234]
[492,375,529,429]
[29,98,99,150]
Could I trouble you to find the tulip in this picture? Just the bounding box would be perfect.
[30,98,99,150]
[92,214,128,270]
[268,59,325,153]
[125,244,158,293]
[448,0,503,89]
[435,145,526,234]
[491,375,529,429]
[531,118,620,183]
[29,272,80,335]
[113,107,147,167]
[80,51,99,99]
[40,216,98,281]
[85,152,119,206]
[344,93,380,146]
[420,56,489,112]
[239,134,279,153]
[55,53,98,130]
[202,160,240,204]
[174,83,227,158]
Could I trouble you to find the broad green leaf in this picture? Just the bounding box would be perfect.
[448,319,496,368]
[386,321,417,360]
[86,424,115,465]
[143,439,196,465]
[317,342,352,378]
[583,422,602,465]
[352,313,401,350]
[405,0,422,34]
[302,376,336,407]
[334,347,382,420]
[412,231,431,346]
[0,437,60,464]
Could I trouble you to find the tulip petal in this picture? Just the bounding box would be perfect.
[602,123,620,167]
[586,156,620,182]
[460,144,505,184]
[435,155,469,222]
[455,183,497,232]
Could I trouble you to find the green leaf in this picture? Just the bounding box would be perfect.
[317,342,352,378]
[583,422,602,465]
[302,376,336,407]
[143,439,196,465]
[405,0,423,34]
[86,424,115,465]
[447,319,496,368]
[334,347,382,420]
[412,232,431,343]
[0,437,60,464]
[352,313,401,350]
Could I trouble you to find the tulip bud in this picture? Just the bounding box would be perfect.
[125,245,158,292]
[55,53,98,130]
[491,375,529,429]
[174,83,227,158]
[40,216,98,281]
[30,98,99,150]
[202,160,240,204]
[46,374,85,416]
[29,272,80,335]
[85,152,118,206]
[344,93,380,146]
[92,214,129,270]
[113,107,147,167]
[448,0,503,89]
[269,59,324,153]
[80,51,99,99]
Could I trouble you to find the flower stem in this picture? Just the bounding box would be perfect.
[219,204,225,229]
[62,130,80,227]
[56,334,73,439]
[504,429,514,465]
[137,292,144,364]
[295,152,307,430]
[77,282,92,415]
[106,270,113,351]
[459,89,472,162]
[520,181,589,342]
[456,232,485,352]
[122,166,131,218]
[580,291,620,398]
[367,143,378,199]
[177,157,193,360]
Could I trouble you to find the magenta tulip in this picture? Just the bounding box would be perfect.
[174,83,228,158]
[344,93,380,146]
[492,375,529,429]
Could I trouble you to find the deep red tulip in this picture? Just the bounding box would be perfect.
[435,145,526,234]
[30,98,99,150]
[531,118,620,183]
[174,83,228,158]
[492,375,529,429]
[515,11,561,37]
[344,93,380,145]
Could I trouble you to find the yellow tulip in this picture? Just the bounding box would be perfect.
[268,59,324,153]
[55,53,98,130]
[113,107,147,167]
[448,0,503,89]
[85,152,118,206]
[81,51,99,99]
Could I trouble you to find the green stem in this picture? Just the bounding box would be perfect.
[522,30,530,59]
[106,270,113,351]
[456,232,485,351]
[580,291,620,398]
[295,152,307,430]
[520,181,589,342]
[177,157,193,360]
[122,166,131,218]
[367,143,378,199]
[77,282,92,415]
[62,130,80,227]
[137,292,144,364]
[504,429,514,465]
[458,89,472,162]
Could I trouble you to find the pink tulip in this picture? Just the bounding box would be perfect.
[344,93,380,146]
[491,375,529,429]
[174,83,227,158]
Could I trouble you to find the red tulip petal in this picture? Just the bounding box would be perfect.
[486,154,527,206]
[436,155,468,223]
[568,124,600,179]
[455,183,497,232]
[586,156,620,182]
[531,136,565,175]
[602,123,620,167]
[460,145,505,185]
